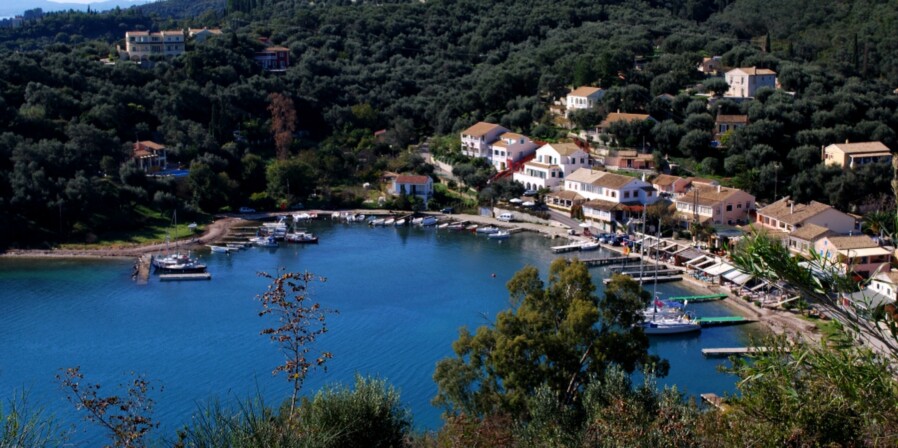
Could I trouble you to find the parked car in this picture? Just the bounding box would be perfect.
[239,207,256,214]
[522,189,537,196]
[498,213,514,222]
[441,207,454,214]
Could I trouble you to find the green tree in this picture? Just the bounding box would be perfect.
[433,260,667,418]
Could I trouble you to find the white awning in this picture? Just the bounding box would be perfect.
[838,247,892,257]
[705,262,736,276]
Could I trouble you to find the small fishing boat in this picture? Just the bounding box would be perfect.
[255,236,279,248]
[395,218,406,226]
[207,245,231,253]
[438,223,450,229]
[465,224,479,231]
[448,222,466,230]
[384,218,396,226]
[488,231,511,240]
[226,243,246,250]
[421,216,438,226]
[411,217,424,226]
[286,232,319,244]
[640,316,701,335]
[355,214,366,221]
[331,212,341,220]
[370,218,385,226]
[476,226,500,235]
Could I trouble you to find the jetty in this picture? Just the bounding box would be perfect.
[701,346,787,357]
[667,294,727,303]
[159,273,212,281]
[551,242,587,253]
[134,255,152,285]
[603,274,681,284]
[576,256,642,267]
[694,316,756,327]
[608,265,682,276]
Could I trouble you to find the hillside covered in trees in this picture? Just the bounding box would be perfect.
[0,0,896,247]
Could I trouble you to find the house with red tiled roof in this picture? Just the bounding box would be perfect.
[651,174,690,197]
[132,141,167,172]
[822,141,891,170]
[725,67,777,98]
[565,86,605,117]
[714,114,748,142]
[594,112,657,135]
[391,174,433,206]
[602,150,655,172]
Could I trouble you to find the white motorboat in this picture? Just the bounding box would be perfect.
[465,224,479,231]
[394,218,406,226]
[255,236,279,248]
[580,242,600,251]
[476,226,500,235]
[384,218,396,226]
[421,216,438,226]
[488,231,511,240]
[286,232,318,244]
[640,315,701,335]
[226,243,246,250]
[411,217,424,225]
[355,214,366,221]
[448,222,466,230]
[331,212,341,220]
[207,245,231,253]
[370,218,385,226]
[438,223,449,229]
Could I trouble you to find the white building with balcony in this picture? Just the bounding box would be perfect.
[513,143,589,190]
[460,122,538,170]
[565,86,605,117]
[123,30,185,61]
[724,67,777,98]
[563,168,659,231]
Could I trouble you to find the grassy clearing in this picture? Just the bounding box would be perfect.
[803,316,854,349]
[59,206,207,249]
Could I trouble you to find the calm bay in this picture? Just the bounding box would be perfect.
[0,222,763,442]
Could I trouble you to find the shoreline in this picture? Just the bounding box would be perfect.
[0,209,820,345]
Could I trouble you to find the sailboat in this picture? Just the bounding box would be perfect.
[640,225,700,335]
[153,210,206,274]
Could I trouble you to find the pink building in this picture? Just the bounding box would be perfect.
[815,235,891,277]
[602,150,655,171]
[674,185,755,226]
[755,197,856,234]
[651,174,689,197]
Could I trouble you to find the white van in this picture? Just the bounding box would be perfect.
[498,213,514,222]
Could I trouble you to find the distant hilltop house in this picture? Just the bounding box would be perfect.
[724,67,777,98]
[714,114,748,142]
[121,30,185,61]
[513,142,589,191]
[132,141,167,172]
[698,56,722,75]
[589,112,657,141]
[188,28,223,43]
[565,86,605,117]
[822,140,891,170]
[459,122,538,171]
[390,174,433,206]
[254,39,290,71]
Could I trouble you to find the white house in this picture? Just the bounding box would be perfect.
[725,67,777,98]
[461,122,507,159]
[391,175,433,206]
[674,185,755,226]
[565,86,605,117]
[513,143,589,190]
[563,168,659,231]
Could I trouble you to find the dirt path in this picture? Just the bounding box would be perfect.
[0,217,249,259]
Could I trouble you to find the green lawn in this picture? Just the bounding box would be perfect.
[803,316,854,349]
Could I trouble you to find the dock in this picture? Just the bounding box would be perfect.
[551,243,587,253]
[608,266,682,276]
[700,393,729,411]
[577,256,643,267]
[667,294,727,303]
[159,273,212,281]
[701,346,787,357]
[134,255,151,285]
[694,316,756,327]
[603,274,681,284]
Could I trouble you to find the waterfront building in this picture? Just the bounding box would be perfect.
[674,185,755,226]
[513,143,589,191]
[822,141,891,170]
[391,174,433,206]
[562,168,658,231]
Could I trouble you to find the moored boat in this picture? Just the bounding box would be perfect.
[395,218,406,226]
[254,236,279,247]
[488,230,511,240]
[421,216,438,226]
[384,218,396,226]
[580,242,600,251]
[370,218,385,226]
[286,232,319,244]
[476,226,500,235]
[207,245,231,253]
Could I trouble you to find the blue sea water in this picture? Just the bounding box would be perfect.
[0,222,763,443]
